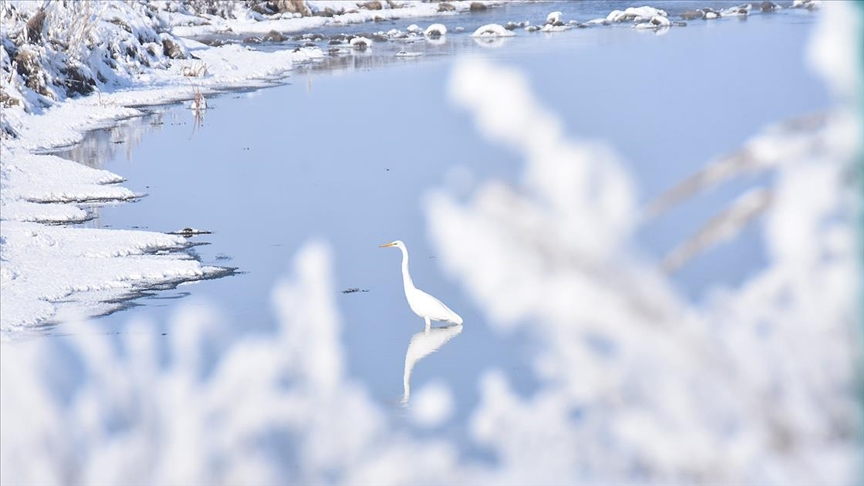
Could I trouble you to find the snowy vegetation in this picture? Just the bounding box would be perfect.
[0,0,483,138]
[0,2,187,136]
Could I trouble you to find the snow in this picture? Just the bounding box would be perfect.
[1,221,229,330]
[395,50,422,58]
[541,24,571,33]
[349,36,373,49]
[720,4,752,17]
[0,0,861,484]
[607,6,668,23]
[546,11,563,25]
[3,152,134,213]
[471,23,516,38]
[170,1,481,38]
[425,23,447,37]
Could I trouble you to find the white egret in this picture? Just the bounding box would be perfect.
[379,240,463,332]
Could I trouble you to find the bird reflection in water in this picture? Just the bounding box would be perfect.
[402,323,463,406]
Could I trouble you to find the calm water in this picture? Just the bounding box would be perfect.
[54,4,828,441]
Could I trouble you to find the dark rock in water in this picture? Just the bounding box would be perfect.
[292,34,304,41]
[732,4,750,16]
[342,287,370,294]
[526,25,541,32]
[370,33,388,42]
[438,2,456,13]
[263,30,285,42]
[303,42,316,48]
[348,35,371,50]
[504,21,518,30]
[469,2,487,12]
[425,25,445,37]
[701,7,719,19]
[168,227,212,237]
[328,39,342,45]
[162,38,187,59]
[760,1,778,12]
[681,9,703,20]
[242,36,262,44]
[360,0,382,10]
[671,21,688,27]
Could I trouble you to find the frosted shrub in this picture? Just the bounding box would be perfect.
[0,1,185,132]
[425,49,861,486]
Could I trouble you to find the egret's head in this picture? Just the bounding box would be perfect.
[379,240,404,249]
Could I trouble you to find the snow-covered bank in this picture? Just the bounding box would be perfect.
[1,34,323,333]
[0,2,328,332]
[169,0,496,38]
[1,222,233,330]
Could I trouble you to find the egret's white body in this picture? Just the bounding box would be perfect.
[380,240,463,331]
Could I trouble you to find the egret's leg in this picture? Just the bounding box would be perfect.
[425,317,431,333]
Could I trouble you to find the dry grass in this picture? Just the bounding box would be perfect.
[181,60,209,77]
[58,1,110,62]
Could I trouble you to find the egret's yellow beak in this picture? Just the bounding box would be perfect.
[379,242,396,248]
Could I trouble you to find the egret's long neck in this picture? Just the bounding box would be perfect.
[399,246,416,292]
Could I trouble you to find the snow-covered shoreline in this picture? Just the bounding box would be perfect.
[0,12,333,333]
